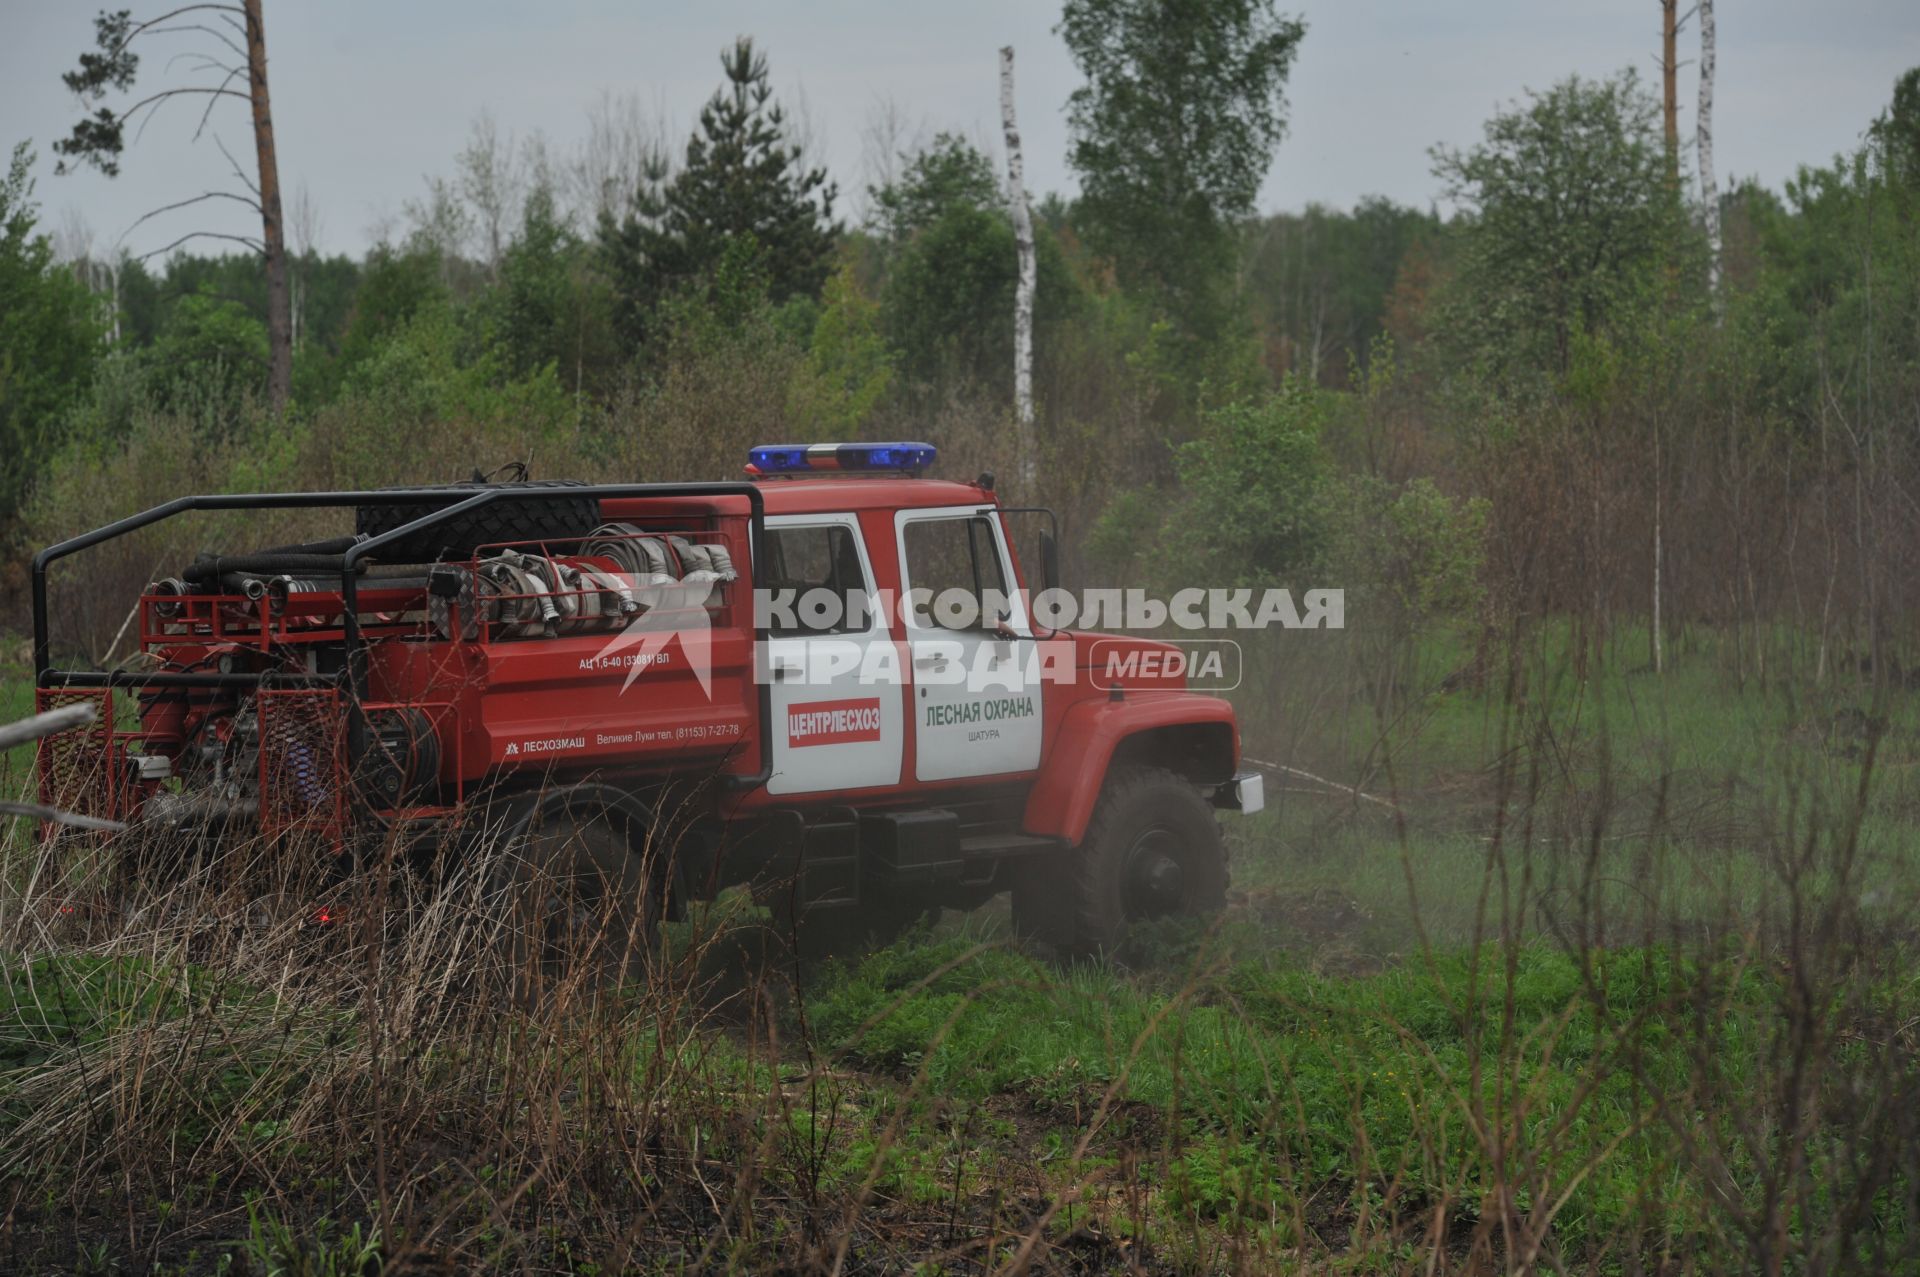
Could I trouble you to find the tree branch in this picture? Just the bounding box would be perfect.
[163,50,242,80]
[123,85,250,147]
[193,65,248,140]
[148,21,250,64]
[135,229,264,261]
[112,5,247,60]
[120,189,263,247]
[213,132,261,198]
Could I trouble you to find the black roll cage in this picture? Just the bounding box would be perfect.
[30,483,774,789]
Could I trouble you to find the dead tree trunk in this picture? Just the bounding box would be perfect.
[244,0,291,414]
[54,5,293,411]
[1653,415,1664,674]
[999,46,1037,490]
[1661,0,1680,183]
[1698,0,1720,299]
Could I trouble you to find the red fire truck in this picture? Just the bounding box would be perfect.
[32,443,1263,956]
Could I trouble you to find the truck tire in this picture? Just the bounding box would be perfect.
[355,480,602,563]
[498,811,661,1005]
[1012,765,1227,958]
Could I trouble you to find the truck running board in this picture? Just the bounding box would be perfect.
[955,831,1063,859]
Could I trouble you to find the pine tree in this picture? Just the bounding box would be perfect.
[599,38,837,349]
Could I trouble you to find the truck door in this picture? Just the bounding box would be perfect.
[895,507,1044,782]
[762,515,905,796]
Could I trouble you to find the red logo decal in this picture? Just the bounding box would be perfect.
[787,697,883,747]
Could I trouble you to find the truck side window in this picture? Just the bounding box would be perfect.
[766,525,870,635]
[903,516,1009,630]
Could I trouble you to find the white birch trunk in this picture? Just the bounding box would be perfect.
[1698,0,1720,298]
[1000,46,1037,489]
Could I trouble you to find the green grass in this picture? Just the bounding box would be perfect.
[1,642,35,805]
[1229,619,1920,950]
[0,919,1894,1268]
[802,929,1776,1252]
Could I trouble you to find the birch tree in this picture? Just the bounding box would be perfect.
[1698,0,1720,296]
[568,91,671,226]
[459,111,527,283]
[999,46,1037,487]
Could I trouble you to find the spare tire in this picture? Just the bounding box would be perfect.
[354,480,602,562]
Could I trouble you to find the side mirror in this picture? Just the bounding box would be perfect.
[1039,530,1061,594]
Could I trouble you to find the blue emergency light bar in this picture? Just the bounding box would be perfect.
[746,441,937,475]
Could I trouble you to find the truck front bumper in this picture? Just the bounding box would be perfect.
[1213,769,1265,815]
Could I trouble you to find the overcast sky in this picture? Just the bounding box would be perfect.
[4,0,1916,261]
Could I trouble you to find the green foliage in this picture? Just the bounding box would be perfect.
[1244,197,1441,384]
[113,250,161,344]
[146,289,268,414]
[1167,380,1333,586]
[880,205,1081,394]
[1870,66,1920,189]
[709,233,777,333]
[1430,70,1687,387]
[324,303,571,464]
[865,130,1105,411]
[1738,71,1920,420]
[1335,474,1488,627]
[290,251,362,354]
[1086,381,1332,588]
[52,9,138,177]
[609,241,809,481]
[1058,0,1305,343]
[236,1204,383,1277]
[789,259,892,431]
[68,247,363,422]
[868,133,1001,244]
[598,38,837,350]
[472,184,618,397]
[2,954,173,1071]
[0,142,105,525]
[301,246,445,403]
[142,251,267,327]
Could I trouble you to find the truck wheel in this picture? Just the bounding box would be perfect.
[1013,765,1227,957]
[499,812,661,1003]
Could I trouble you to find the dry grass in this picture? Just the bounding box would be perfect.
[3,721,1919,1275]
